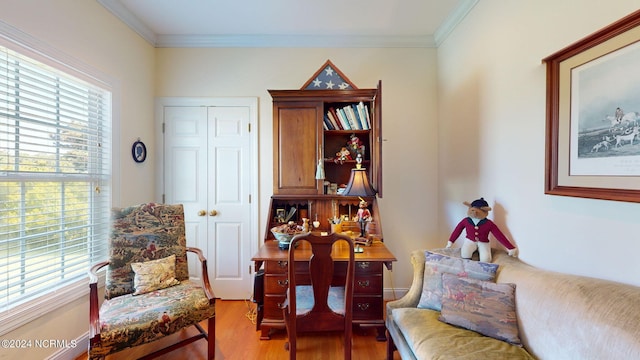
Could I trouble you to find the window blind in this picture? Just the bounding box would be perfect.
[0,44,111,312]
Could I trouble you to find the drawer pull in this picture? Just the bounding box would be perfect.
[357,303,370,311]
[277,279,289,287]
[277,261,288,269]
[357,280,370,288]
[357,262,370,270]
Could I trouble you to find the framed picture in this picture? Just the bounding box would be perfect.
[544,9,640,202]
[132,139,147,163]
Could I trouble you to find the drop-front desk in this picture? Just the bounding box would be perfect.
[251,238,396,341]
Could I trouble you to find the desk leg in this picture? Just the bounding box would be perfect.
[375,325,387,341]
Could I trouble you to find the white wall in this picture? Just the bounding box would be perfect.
[437,0,640,287]
[155,47,441,297]
[0,1,156,359]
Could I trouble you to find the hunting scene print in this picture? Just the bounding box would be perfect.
[579,107,639,157]
[571,40,640,175]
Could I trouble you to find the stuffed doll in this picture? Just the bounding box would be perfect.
[446,197,517,262]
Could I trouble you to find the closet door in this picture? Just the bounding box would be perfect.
[163,105,252,299]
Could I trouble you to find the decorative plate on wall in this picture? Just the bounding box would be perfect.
[132,139,147,163]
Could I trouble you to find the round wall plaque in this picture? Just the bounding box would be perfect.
[132,139,147,163]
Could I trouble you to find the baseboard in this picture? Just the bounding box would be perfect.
[46,331,87,360]
[384,288,408,301]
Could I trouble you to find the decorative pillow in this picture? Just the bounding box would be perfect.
[105,203,189,299]
[131,255,181,295]
[417,250,499,311]
[439,273,522,346]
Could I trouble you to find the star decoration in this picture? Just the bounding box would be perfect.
[324,67,335,77]
[312,78,322,87]
[325,80,335,89]
[338,82,350,90]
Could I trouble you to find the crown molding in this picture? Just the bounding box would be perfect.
[156,34,436,48]
[433,0,479,46]
[97,0,158,46]
[98,0,475,48]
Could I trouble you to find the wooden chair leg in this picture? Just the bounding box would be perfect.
[345,327,352,360]
[386,329,396,360]
[288,327,296,360]
[207,316,215,360]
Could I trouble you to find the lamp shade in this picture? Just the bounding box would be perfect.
[342,168,376,197]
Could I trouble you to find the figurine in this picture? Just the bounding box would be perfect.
[348,134,365,159]
[335,147,352,163]
[356,198,371,237]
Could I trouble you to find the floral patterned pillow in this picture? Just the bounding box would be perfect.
[439,273,522,346]
[130,255,181,295]
[417,250,499,311]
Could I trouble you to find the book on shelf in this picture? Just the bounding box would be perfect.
[345,105,361,130]
[323,114,333,130]
[337,107,351,130]
[327,107,343,130]
[326,103,371,131]
[357,102,370,130]
[350,104,363,130]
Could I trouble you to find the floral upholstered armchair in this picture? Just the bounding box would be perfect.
[88,203,216,359]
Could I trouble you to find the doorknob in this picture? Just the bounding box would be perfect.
[209,210,218,216]
[198,210,207,216]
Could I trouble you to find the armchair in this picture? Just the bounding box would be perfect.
[88,203,216,359]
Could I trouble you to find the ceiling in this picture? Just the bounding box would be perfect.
[97,0,478,48]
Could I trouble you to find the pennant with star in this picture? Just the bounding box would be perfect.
[300,60,358,90]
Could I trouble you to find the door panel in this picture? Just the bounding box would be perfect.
[164,106,209,281]
[163,104,252,299]
[273,103,321,194]
[215,222,242,278]
[208,106,252,298]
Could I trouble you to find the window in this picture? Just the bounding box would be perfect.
[0,40,111,331]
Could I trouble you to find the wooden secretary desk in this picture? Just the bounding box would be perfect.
[252,62,395,340]
[252,237,395,340]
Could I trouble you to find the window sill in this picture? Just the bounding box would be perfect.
[0,274,105,336]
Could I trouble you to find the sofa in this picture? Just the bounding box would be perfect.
[386,248,640,360]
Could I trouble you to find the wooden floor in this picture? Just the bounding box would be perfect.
[78,299,401,360]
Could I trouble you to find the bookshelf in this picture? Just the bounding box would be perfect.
[266,61,383,239]
[269,84,382,196]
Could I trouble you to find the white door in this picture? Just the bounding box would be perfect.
[161,99,257,299]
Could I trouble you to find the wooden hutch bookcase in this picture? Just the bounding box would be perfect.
[252,61,395,340]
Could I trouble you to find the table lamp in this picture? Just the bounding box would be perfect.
[342,157,376,197]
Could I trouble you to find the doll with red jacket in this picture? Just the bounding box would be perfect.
[446,197,517,262]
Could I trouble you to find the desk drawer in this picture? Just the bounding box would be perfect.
[353,296,383,320]
[264,274,289,294]
[355,261,382,274]
[334,261,383,275]
[264,294,286,319]
[354,275,382,295]
[265,260,288,273]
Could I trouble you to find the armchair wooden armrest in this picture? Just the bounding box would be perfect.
[89,261,109,347]
[187,247,217,302]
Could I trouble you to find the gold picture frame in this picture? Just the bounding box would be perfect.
[544,9,640,202]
